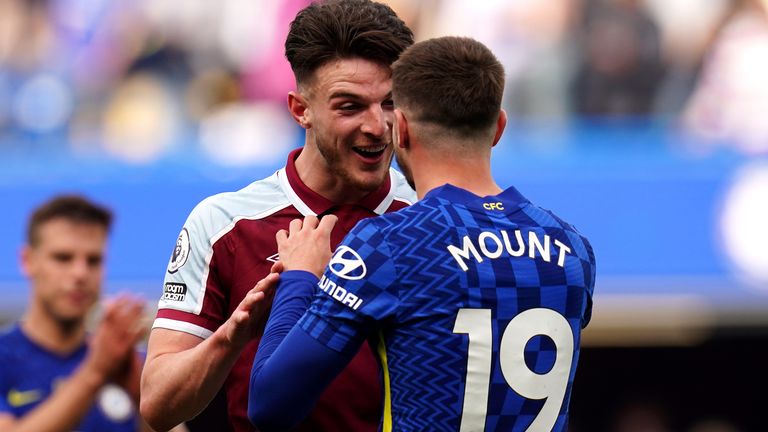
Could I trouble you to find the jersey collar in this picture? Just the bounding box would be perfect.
[425,183,530,209]
[279,147,395,216]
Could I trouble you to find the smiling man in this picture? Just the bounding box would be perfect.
[139,1,415,431]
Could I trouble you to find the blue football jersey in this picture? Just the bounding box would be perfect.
[298,184,596,431]
[0,325,138,432]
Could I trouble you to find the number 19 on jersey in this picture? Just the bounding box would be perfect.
[453,308,575,432]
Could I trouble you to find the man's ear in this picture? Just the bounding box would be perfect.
[395,109,409,149]
[492,109,507,147]
[20,245,32,278]
[288,91,311,129]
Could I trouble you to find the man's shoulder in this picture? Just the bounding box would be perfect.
[184,170,293,234]
[0,325,26,360]
[522,202,589,240]
[518,201,595,265]
[0,324,21,344]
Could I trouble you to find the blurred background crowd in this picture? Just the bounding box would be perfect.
[2,0,768,161]
[1,0,767,431]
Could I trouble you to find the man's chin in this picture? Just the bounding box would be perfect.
[348,169,390,193]
[53,313,86,330]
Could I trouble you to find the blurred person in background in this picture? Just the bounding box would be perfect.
[682,0,768,154]
[0,0,165,156]
[138,1,416,431]
[0,0,69,137]
[571,0,666,117]
[0,195,150,432]
[408,0,578,120]
[643,0,732,117]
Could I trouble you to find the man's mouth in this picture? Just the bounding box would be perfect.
[352,144,387,161]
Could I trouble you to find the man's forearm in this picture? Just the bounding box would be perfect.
[140,328,246,431]
[248,271,358,430]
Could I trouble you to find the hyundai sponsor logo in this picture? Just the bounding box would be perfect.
[328,245,367,280]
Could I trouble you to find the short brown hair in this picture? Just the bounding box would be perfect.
[285,0,413,85]
[27,195,112,246]
[392,36,505,136]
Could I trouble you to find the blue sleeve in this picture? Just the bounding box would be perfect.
[297,218,400,352]
[248,271,360,431]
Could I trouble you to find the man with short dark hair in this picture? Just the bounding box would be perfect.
[248,36,596,431]
[0,195,148,432]
[139,1,415,431]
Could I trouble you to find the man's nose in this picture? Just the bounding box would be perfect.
[70,257,91,280]
[360,105,390,138]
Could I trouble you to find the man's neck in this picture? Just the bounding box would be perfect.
[22,304,86,355]
[412,153,501,200]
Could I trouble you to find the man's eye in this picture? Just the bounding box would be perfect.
[339,103,359,111]
[52,253,73,263]
[382,100,394,109]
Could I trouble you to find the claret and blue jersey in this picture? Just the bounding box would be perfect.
[250,183,596,432]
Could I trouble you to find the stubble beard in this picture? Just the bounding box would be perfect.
[315,137,391,194]
[42,297,85,336]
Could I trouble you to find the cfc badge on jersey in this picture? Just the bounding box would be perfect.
[167,228,190,273]
[329,246,367,280]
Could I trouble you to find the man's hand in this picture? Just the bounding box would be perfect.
[222,272,279,348]
[276,215,338,277]
[83,295,147,383]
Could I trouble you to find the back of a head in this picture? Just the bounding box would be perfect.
[392,36,505,137]
[27,195,112,247]
[285,0,414,86]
